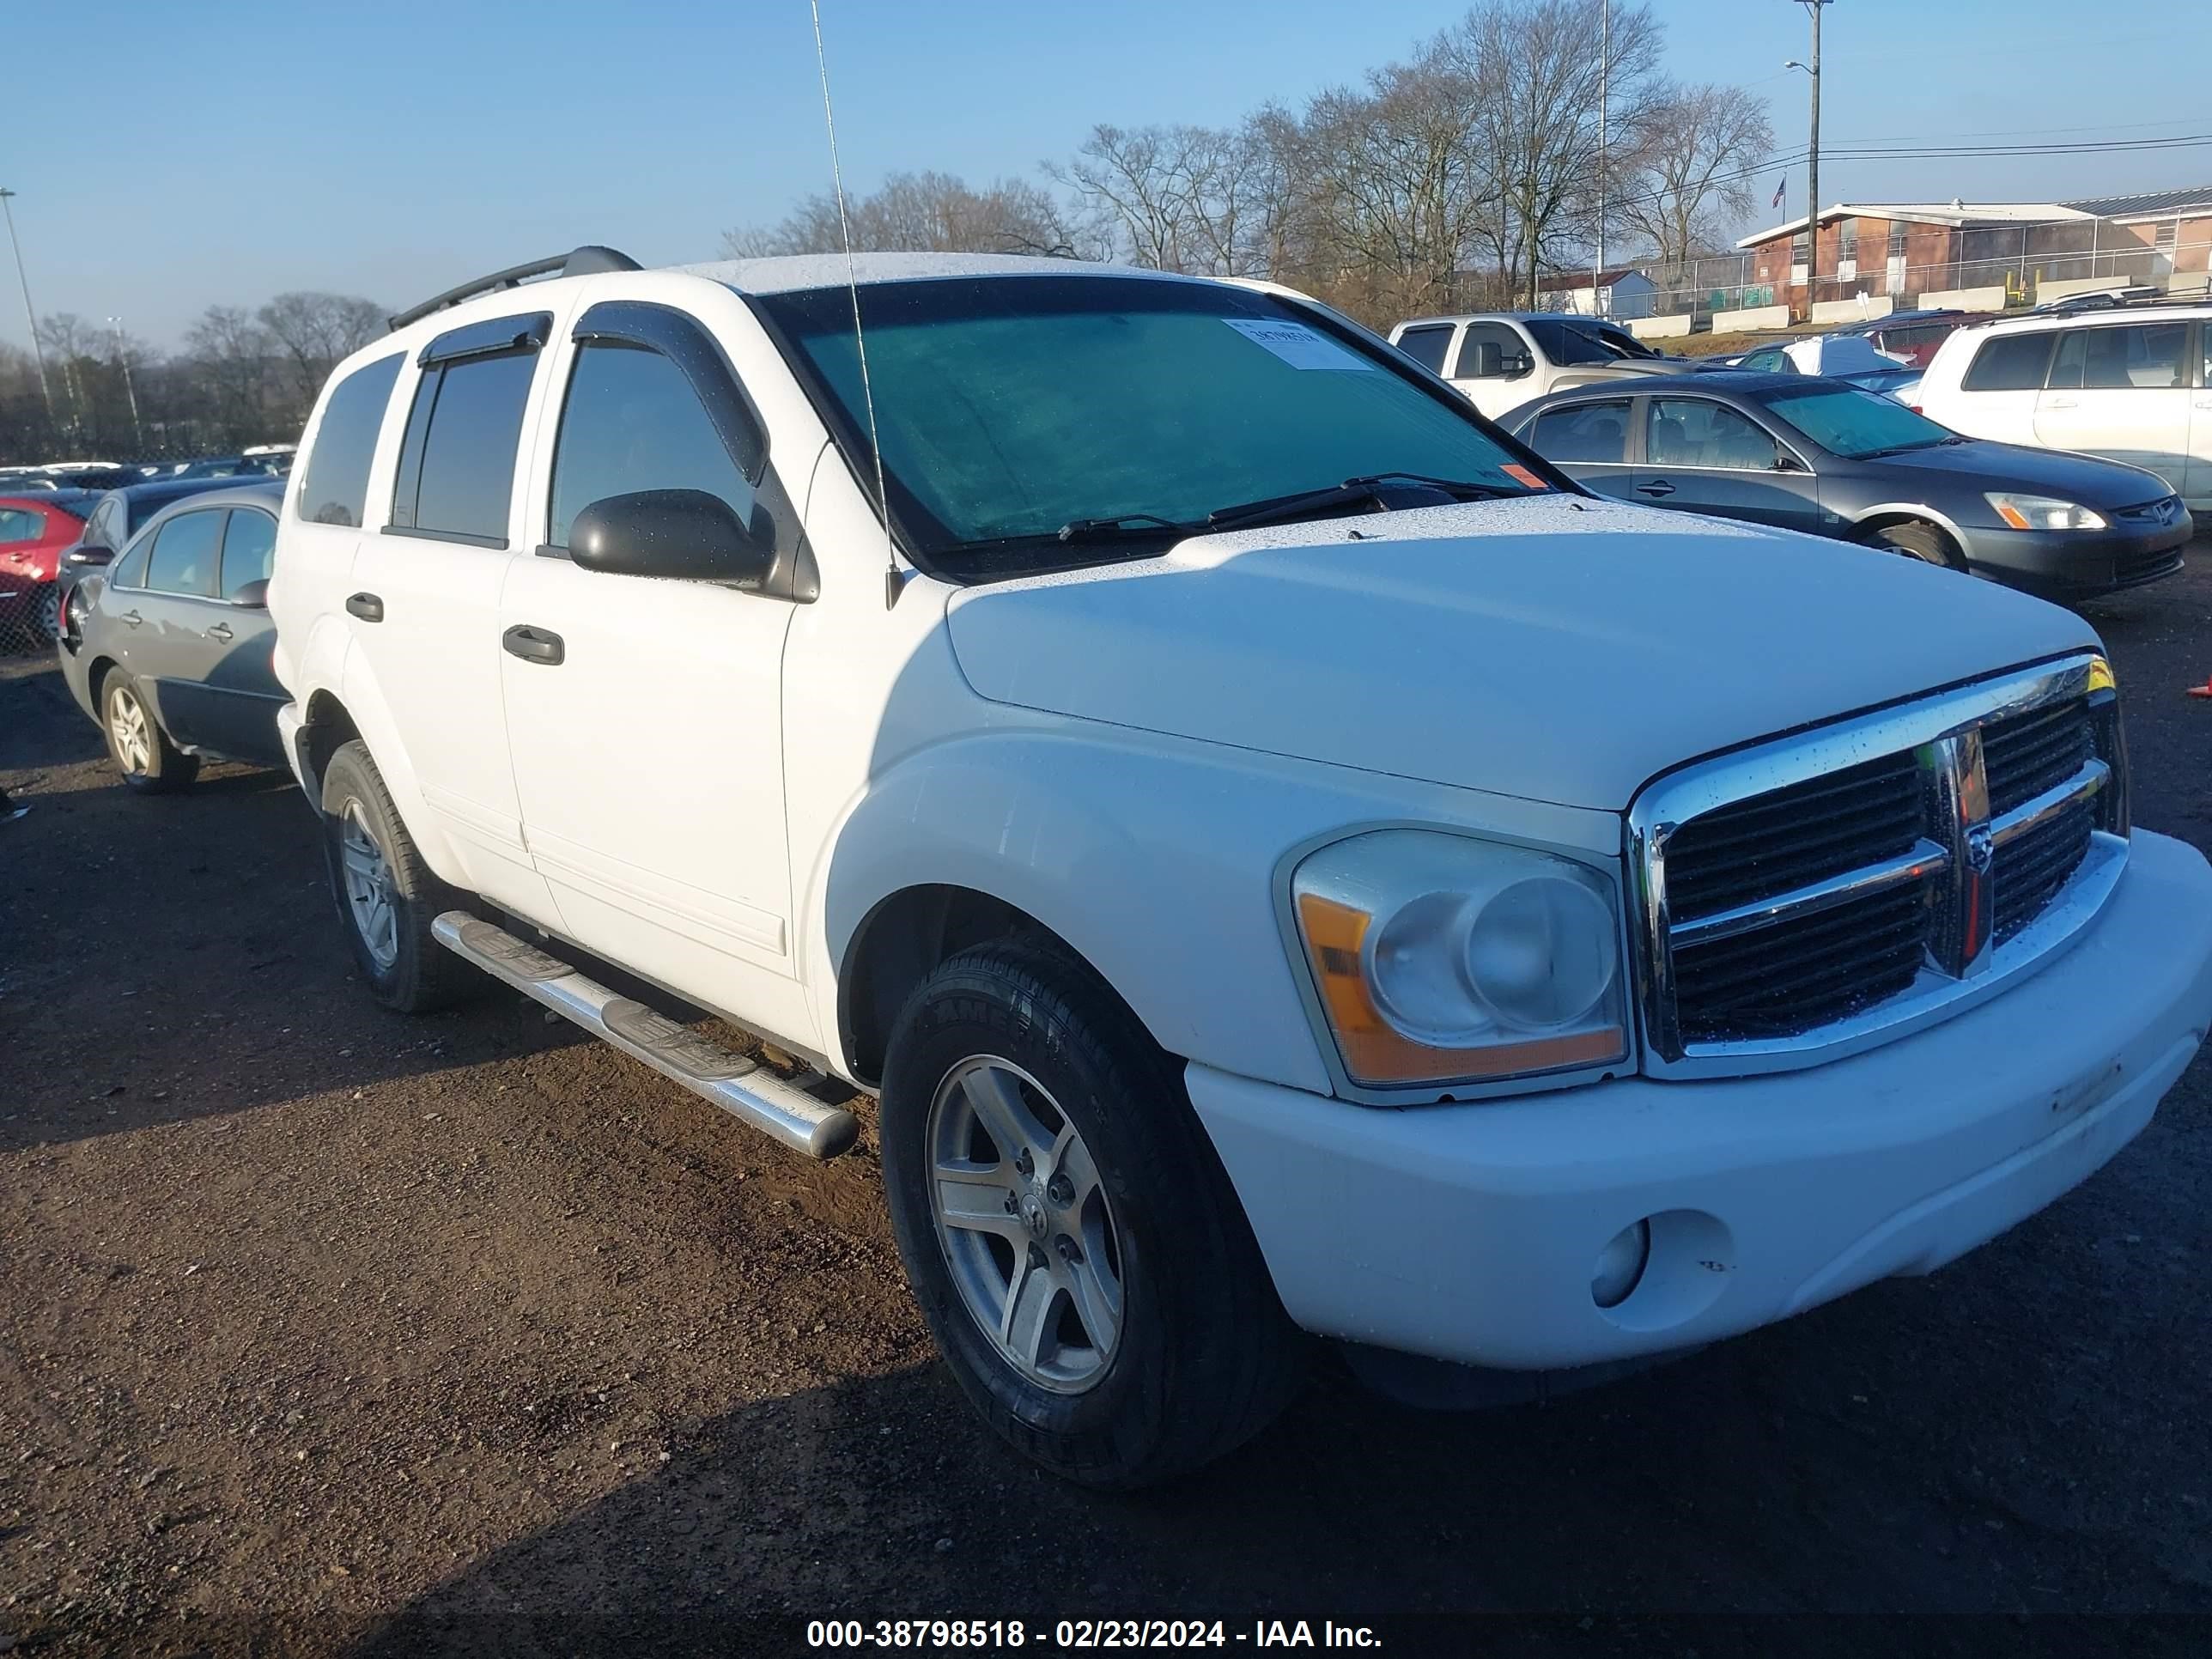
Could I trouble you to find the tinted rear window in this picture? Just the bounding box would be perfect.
[1960,331,2055,392]
[397,349,537,544]
[1395,325,1454,374]
[298,354,403,526]
[1528,400,1631,463]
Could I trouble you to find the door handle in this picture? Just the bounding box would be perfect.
[2045,398,2077,410]
[1637,480,1676,497]
[502,624,565,665]
[207,622,234,642]
[120,608,143,628]
[346,592,384,623]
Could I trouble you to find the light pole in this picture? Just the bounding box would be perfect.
[0,186,55,425]
[1785,1,1829,307]
[107,316,143,453]
[1591,0,1609,319]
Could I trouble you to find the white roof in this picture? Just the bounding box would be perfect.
[669,251,1184,295]
[1738,200,2091,248]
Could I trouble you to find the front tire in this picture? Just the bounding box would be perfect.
[102,671,198,793]
[1866,519,1966,571]
[319,739,474,1013]
[880,941,1306,1489]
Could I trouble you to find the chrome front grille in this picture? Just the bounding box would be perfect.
[1630,655,2129,1077]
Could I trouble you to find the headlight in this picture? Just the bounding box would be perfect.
[1291,830,1629,1087]
[1986,492,2106,532]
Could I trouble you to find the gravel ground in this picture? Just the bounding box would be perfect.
[3,548,2210,1656]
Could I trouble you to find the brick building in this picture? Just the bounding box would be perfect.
[1734,187,2212,313]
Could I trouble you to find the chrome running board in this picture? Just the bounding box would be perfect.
[432,911,860,1160]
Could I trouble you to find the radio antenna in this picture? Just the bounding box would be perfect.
[808,0,902,610]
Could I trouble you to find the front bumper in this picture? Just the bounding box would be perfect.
[1189,829,2212,1370]
[1957,515,2190,595]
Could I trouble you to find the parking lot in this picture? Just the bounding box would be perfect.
[3,548,2211,1656]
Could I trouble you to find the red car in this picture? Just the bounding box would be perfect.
[0,495,88,644]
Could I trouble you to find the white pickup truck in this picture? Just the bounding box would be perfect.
[268,248,2212,1489]
[1388,311,1683,419]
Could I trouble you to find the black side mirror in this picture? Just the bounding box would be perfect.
[1468,341,1504,379]
[68,544,113,568]
[568,489,775,586]
[229,578,270,608]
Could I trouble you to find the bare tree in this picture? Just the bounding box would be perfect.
[1450,0,1662,307]
[1048,122,1283,276]
[257,292,386,417]
[723,172,1085,260]
[1616,82,1775,267]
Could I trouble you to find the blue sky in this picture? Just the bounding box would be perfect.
[4,0,2207,347]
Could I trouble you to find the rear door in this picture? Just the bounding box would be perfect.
[342,313,562,922]
[125,507,229,747]
[2033,320,2192,495]
[1940,329,2056,443]
[1520,397,1640,502]
[1635,396,1824,532]
[191,506,286,763]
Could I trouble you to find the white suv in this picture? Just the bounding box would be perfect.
[1387,312,1680,419]
[1916,302,2212,509]
[270,246,2212,1488]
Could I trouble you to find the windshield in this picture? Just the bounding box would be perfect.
[1764,385,1953,458]
[753,275,1553,578]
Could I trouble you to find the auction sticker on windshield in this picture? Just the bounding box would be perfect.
[1221,317,1374,371]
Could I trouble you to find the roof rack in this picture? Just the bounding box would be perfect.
[388,245,641,331]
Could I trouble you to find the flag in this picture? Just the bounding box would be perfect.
[1771,176,1787,210]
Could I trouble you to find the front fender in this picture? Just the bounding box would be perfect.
[814,726,1623,1096]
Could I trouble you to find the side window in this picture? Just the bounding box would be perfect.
[88,501,120,548]
[1453,322,1527,379]
[2078,323,2187,390]
[297,353,403,526]
[1395,325,1454,374]
[1528,399,1631,464]
[392,349,539,545]
[219,508,278,599]
[143,510,223,598]
[0,507,43,543]
[1739,347,1789,373]
[547,342,758,550]
[1647,399,1783,471]
[1961,331,2056,392]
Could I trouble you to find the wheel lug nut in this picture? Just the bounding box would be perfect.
[1004,1192,1019,1213]
[1013,1149,1034,1178]
[1047,1174,1073,1206]
[1056,1237,1080,1264]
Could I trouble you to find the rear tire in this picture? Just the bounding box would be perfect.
[1866,520,1966,571]
[102,671,198,794]
[879,940,1307,1489]
[319,739,475,1013]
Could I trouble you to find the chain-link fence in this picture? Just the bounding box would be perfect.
[0,590,58,659]
[1633,238,2212,326]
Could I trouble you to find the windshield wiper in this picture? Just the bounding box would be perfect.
[1055,513,1193,543]
[1203,472,1524,533]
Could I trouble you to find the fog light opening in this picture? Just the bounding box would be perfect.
[1591,1218,1652,1310]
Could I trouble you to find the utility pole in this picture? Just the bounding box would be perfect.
[0,187,55,425]
[1592,0,1609,319]
[107,316,143,453]
[1790,3,1830,302]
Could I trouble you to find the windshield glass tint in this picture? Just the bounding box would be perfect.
[1764,386,1951,458]
[755,276,1545,575]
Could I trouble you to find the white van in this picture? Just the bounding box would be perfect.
[1916,304,2212,509]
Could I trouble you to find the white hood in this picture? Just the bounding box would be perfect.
[944,496,2098,812]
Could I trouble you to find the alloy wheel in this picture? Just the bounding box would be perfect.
[927,1055,1125,1394]
[108,686,152,777]
[338,799,400,973]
